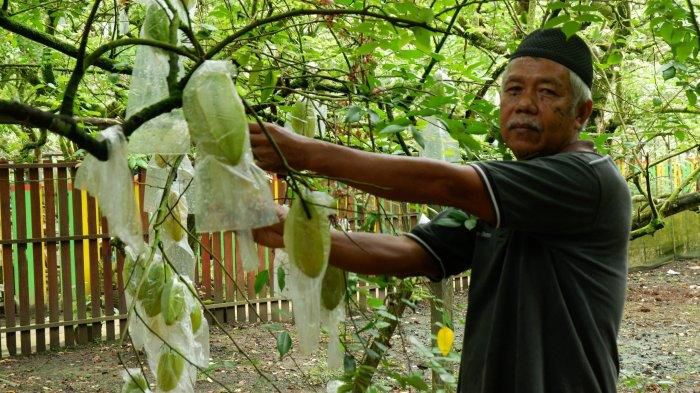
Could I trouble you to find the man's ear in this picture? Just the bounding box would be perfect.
[574,100,593,130]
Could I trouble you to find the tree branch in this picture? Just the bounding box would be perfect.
[0,100,108,160]
[60,0,103,116]
[686,0,700,45]
[0,12,130,74]
[630,191,700,239]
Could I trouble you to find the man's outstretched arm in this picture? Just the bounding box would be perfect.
[249,122,495,224]
[252,215,440,278]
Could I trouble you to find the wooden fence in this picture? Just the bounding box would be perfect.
[0,160,468,357]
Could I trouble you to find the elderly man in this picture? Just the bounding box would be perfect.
[250,28,631,393]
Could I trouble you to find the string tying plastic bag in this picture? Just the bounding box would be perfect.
[283,190,334,354]
[75,126,144,254]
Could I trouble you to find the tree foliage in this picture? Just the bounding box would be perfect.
[1,0,699,390]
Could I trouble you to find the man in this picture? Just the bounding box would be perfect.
[249,28,631,393]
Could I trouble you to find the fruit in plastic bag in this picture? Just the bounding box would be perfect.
[321,265,344,310]
[283,191,331,278]
[161,279,186,326]
[121,369,149,393]
[190,303,203,333]
[183,61,248,165]
[162,191,187,241]
[137,262,171,317]
[142,4,170,43]
[123,254,145,297]
[290,99,317,137]
[157,350,185,391]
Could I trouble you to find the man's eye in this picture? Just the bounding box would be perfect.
[541,89,557,96]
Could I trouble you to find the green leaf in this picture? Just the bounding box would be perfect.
[652,97,663,106]
[344,105,364,123]
[367,297,384,308]
[277,265,286,291]
[254,269,269,294]
[662,65,676,80]
[260,70,279,102]
[658,22,674,43]
[403,373,429,391]
[675,40,695,62]
[543,15,570,28]
[606,51,623,65]
[561,21,582,38]
[276,331,292,359]
[674,130,686,141]
[412,27,432,53]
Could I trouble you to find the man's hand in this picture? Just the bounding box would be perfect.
[249,122,312,174]
[252,204,288,248]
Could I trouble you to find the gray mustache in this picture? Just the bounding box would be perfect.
[507,119,541,131]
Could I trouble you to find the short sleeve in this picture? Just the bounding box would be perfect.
[405,208,476,281]
[471,154,601,233]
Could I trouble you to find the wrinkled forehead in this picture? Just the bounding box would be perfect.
[502,57,572,87]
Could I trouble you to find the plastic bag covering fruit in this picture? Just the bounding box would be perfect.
[190,302,202,333]
[121,368,151,393]
[142,3,170,43]
[290,99,318,137]
[138,262,171,317]
[124,252,146,297]
[157,350,185,391]
[161,278,186,325]
[183,61,248,166]
[127,110,190,155]
[74,126,145,254]
[321,265,345,310]
[192,155,278,233]
[420,116,461,163]
[163,191,187,241]
[284,191,333,278]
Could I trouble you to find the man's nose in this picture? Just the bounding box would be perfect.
[514,90,538,114]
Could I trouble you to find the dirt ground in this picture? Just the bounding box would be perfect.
[0,259,698,393]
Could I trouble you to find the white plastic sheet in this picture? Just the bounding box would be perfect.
[420,116,461,163]
[128,110,191,155]
[74,126,144,254]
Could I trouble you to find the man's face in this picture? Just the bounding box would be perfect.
[499,57,587,160]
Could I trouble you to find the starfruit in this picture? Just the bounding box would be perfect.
[121,369,149,393]
[183,61,248,165]
[190,302,203,333]
[161,278,186,326]
[283,191,332,278]
[162,191,187,241]
[290,99,317,138]
[137,262,171,317]
[157,350,185,392]
[321,265,345,310]
[142,3,170,44]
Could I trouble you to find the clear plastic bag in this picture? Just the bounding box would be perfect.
[120,368,152,393]
[237,229,260,272]
[126,43,170,119]
[420,116,461,163]
[143,155,194,213]
[74,126,144,254]
[182,61,248,166]
[128,109,190,155]
[322,306,345,370]
[192,155,278,233]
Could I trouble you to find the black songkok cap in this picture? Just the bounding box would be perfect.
[510,28,593,88]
